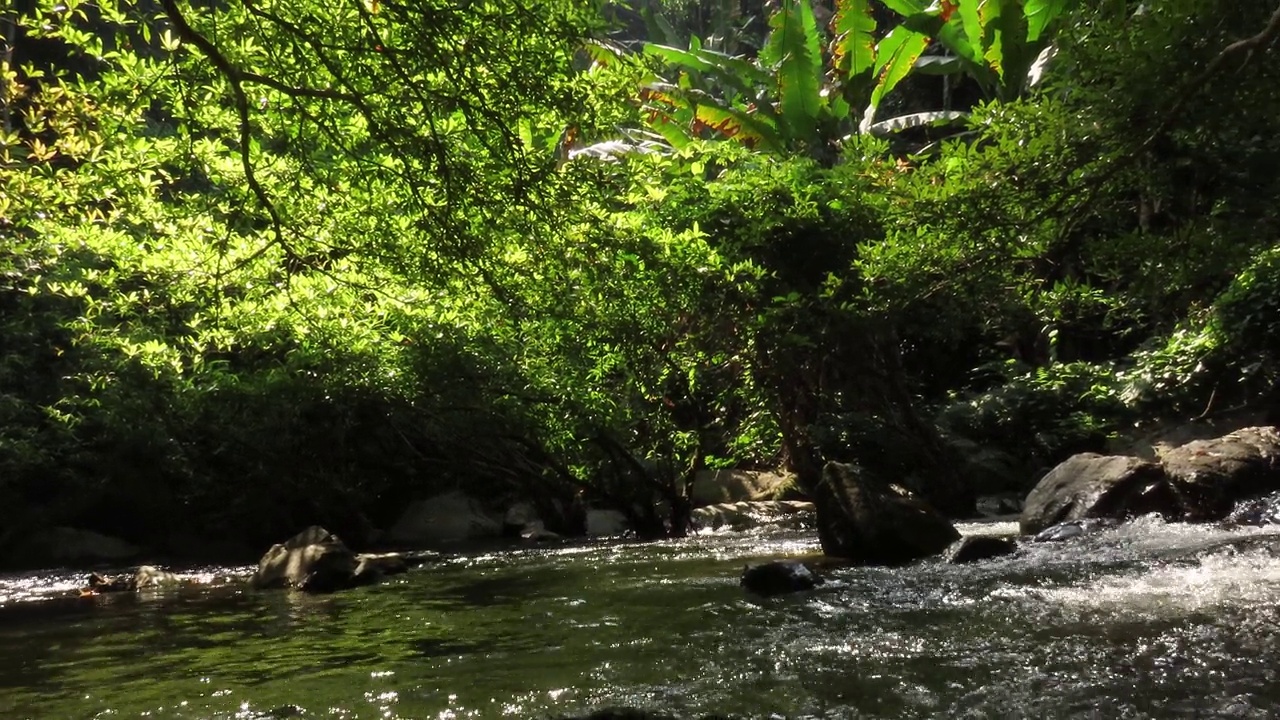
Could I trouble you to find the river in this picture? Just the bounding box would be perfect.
[3,517,1280,718]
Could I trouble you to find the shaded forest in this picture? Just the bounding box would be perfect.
[1,0,1278,564]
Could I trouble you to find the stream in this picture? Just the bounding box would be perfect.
[3,517,1280,718]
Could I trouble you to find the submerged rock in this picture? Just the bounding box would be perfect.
[1032,518,1119,543]
[134,565,182,589]
[1225,490,1280,526]
[944,536,1017,564]
[740,560,825,596]
[1020,453,1174,536]
[86,571,135,593]
[812,461,959,564]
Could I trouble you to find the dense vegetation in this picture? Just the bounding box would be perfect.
[2,0,1278,563]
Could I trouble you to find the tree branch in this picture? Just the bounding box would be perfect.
[158,0,296,263]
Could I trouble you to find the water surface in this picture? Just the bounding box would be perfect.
[3,518,1280,718]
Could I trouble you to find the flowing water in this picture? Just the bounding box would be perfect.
[3,517,1280,719]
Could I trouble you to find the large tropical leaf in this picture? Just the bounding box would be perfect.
[978,0,1007,77]
[831,0,877,78]
[760,0,825,144]
[867,110,969,137]
[692,104,783,152]
[867,25,931,117]
[1025,0,1073,42]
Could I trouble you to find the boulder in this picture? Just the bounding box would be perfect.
[1160,426,1280,521]
[585,508,630,536]
[812,462,960,565]
[502,502,540,537]
[691,469,794,505]
[944,536,1017,564]
[388,491,502,545]
[974,494,1023,518]
[251,526,361,593]
[691,500,815,532]
[134,565,182,589]
[1019,453,1175,535]
[740,560,825,596]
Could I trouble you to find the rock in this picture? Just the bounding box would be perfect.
[503,502,540,537]
[1032,518,1119,542]
[812,462,960,564]
[86,571,136,593]
[251,526,360,593]
[691,500,815,532]
[1019,453,1175,536]
[740,560,825,596]
[353,552,409,584]
[519,520,561,542]
[1161,426,1280,521]
[1225,490,1280,526]
[944,536,1017,564]
[691,469,795,506]
[585,509,630,536]
[388,491,502,545]
[134,565,182,589]
[974,494,1023,517]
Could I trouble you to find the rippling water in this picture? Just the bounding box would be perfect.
[3,518,1280,719]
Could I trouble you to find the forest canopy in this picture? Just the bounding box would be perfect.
[1,0,1278,561]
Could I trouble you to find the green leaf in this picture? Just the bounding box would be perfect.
[978,0,1005,77]
[831,0,877,78]
[868,25,930,114]
[913,54,965,75]
[1025,0,1073,42]
[760,0,825,145]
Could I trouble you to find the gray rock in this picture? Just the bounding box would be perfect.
[585,509,629,536]
[944,536,1017,563]
[812,462,960,564]
[389,491,502,545]
[1019,453,1175,535]
[690,469,795,506]
[691,500,815,532]
[1161,426,1280,521]
[134,565,182,589]
[251,526,360,592]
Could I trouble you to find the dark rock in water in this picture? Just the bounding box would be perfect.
[252,526,361,592]
[1019,453,1174,536]
[944,536,1017,564]
[812,461,960,564]
[86,572,136,593]
[1224,490,1280,526]
[740,560,825,596]
[1162,426,1280,521]
[1032,518,1118,543]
